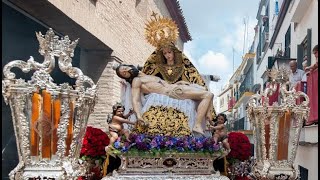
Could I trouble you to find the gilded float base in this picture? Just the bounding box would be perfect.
[253,162,299,180]
[103,152,229,179]
[102,173,230,180]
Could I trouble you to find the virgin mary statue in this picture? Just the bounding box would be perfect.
[122,13,216,137]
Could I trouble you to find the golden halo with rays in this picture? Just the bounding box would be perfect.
[144,12,179,48]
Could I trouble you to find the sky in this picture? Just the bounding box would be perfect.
[178,0,259,100]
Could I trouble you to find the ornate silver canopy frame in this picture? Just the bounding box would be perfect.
[2,29,97,179]
[246,66,310,179]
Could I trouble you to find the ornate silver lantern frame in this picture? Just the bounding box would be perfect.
[246,66,310,179]
[2,29,97,179]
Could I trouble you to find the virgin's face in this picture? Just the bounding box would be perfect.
[162,48,175,62]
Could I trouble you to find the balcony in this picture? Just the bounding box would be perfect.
[295,68,318,125]
[234,92,254,109]
[261,26,269,52]
[228,117,248,131]
[228,97,236,111]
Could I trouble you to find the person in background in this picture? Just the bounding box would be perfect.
[288,60,305,90]
[305,44,318,72]
[302,55,308,81]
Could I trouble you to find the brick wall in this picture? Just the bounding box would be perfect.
[87,59,123,130]
[47,0,184,130]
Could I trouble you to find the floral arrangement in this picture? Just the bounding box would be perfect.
[227,132,252,161]
[113,133,222,155]
[78,126,110,180]
[226,132,253,180]
[80,126,110,158]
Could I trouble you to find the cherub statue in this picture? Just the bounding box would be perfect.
[208,113,231,155]
[105,102,135,152]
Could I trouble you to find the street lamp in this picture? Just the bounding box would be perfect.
[246,66,309,179]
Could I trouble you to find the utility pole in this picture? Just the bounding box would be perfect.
[243,17,246,55]
[246,16,249,51]
[233,47,235,73]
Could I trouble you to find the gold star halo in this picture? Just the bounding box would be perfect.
[145,11,179,48]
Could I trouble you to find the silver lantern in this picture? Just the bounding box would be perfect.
[2,28,97,180]
[246,66,309,179]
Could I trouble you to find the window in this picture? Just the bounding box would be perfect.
[256,27,262,64]
[298,165,308,180]
[301,37,308,58]
[220,98,224,108]
[284,25,291,58]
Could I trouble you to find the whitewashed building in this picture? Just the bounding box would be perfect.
[254,0,318,179]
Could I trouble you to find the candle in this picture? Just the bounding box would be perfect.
[277,111,291,160]
[30,92,41,156]
[41,90,52,159]
[51,97,61,155]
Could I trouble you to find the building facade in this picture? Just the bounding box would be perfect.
[2,0,191,178]
[255,0,318,179]
[217,0,317,178]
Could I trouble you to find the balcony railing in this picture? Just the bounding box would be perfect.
[228,97,236,111]
[295,69,318,125]
[228,117,246,131]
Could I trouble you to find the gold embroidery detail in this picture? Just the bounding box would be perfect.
[134,106,191,136]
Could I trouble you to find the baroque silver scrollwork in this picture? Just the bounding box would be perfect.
[2,28,97,180]
[246,66,310,179]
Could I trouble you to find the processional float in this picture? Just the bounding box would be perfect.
[100,13,229,180]
[2,29,97,179]
[247,66,310,179]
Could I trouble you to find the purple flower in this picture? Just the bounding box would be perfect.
[165,140,173,147]
[114,133,221,153]
[176,139,185,148]
[195,141,203,149]
[212,143,220,151]
[150,138,159,149]
[114,141,121,149]
[136,142,149,150]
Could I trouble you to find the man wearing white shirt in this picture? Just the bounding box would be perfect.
[301,56,308,82]
[289,60,305,90]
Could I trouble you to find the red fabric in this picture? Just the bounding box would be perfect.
[228,98,236,110]
[267,83,280,106]
[306,69,318,124]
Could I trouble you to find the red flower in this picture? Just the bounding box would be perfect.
[227,132,252,161]
[80,126,110,157]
